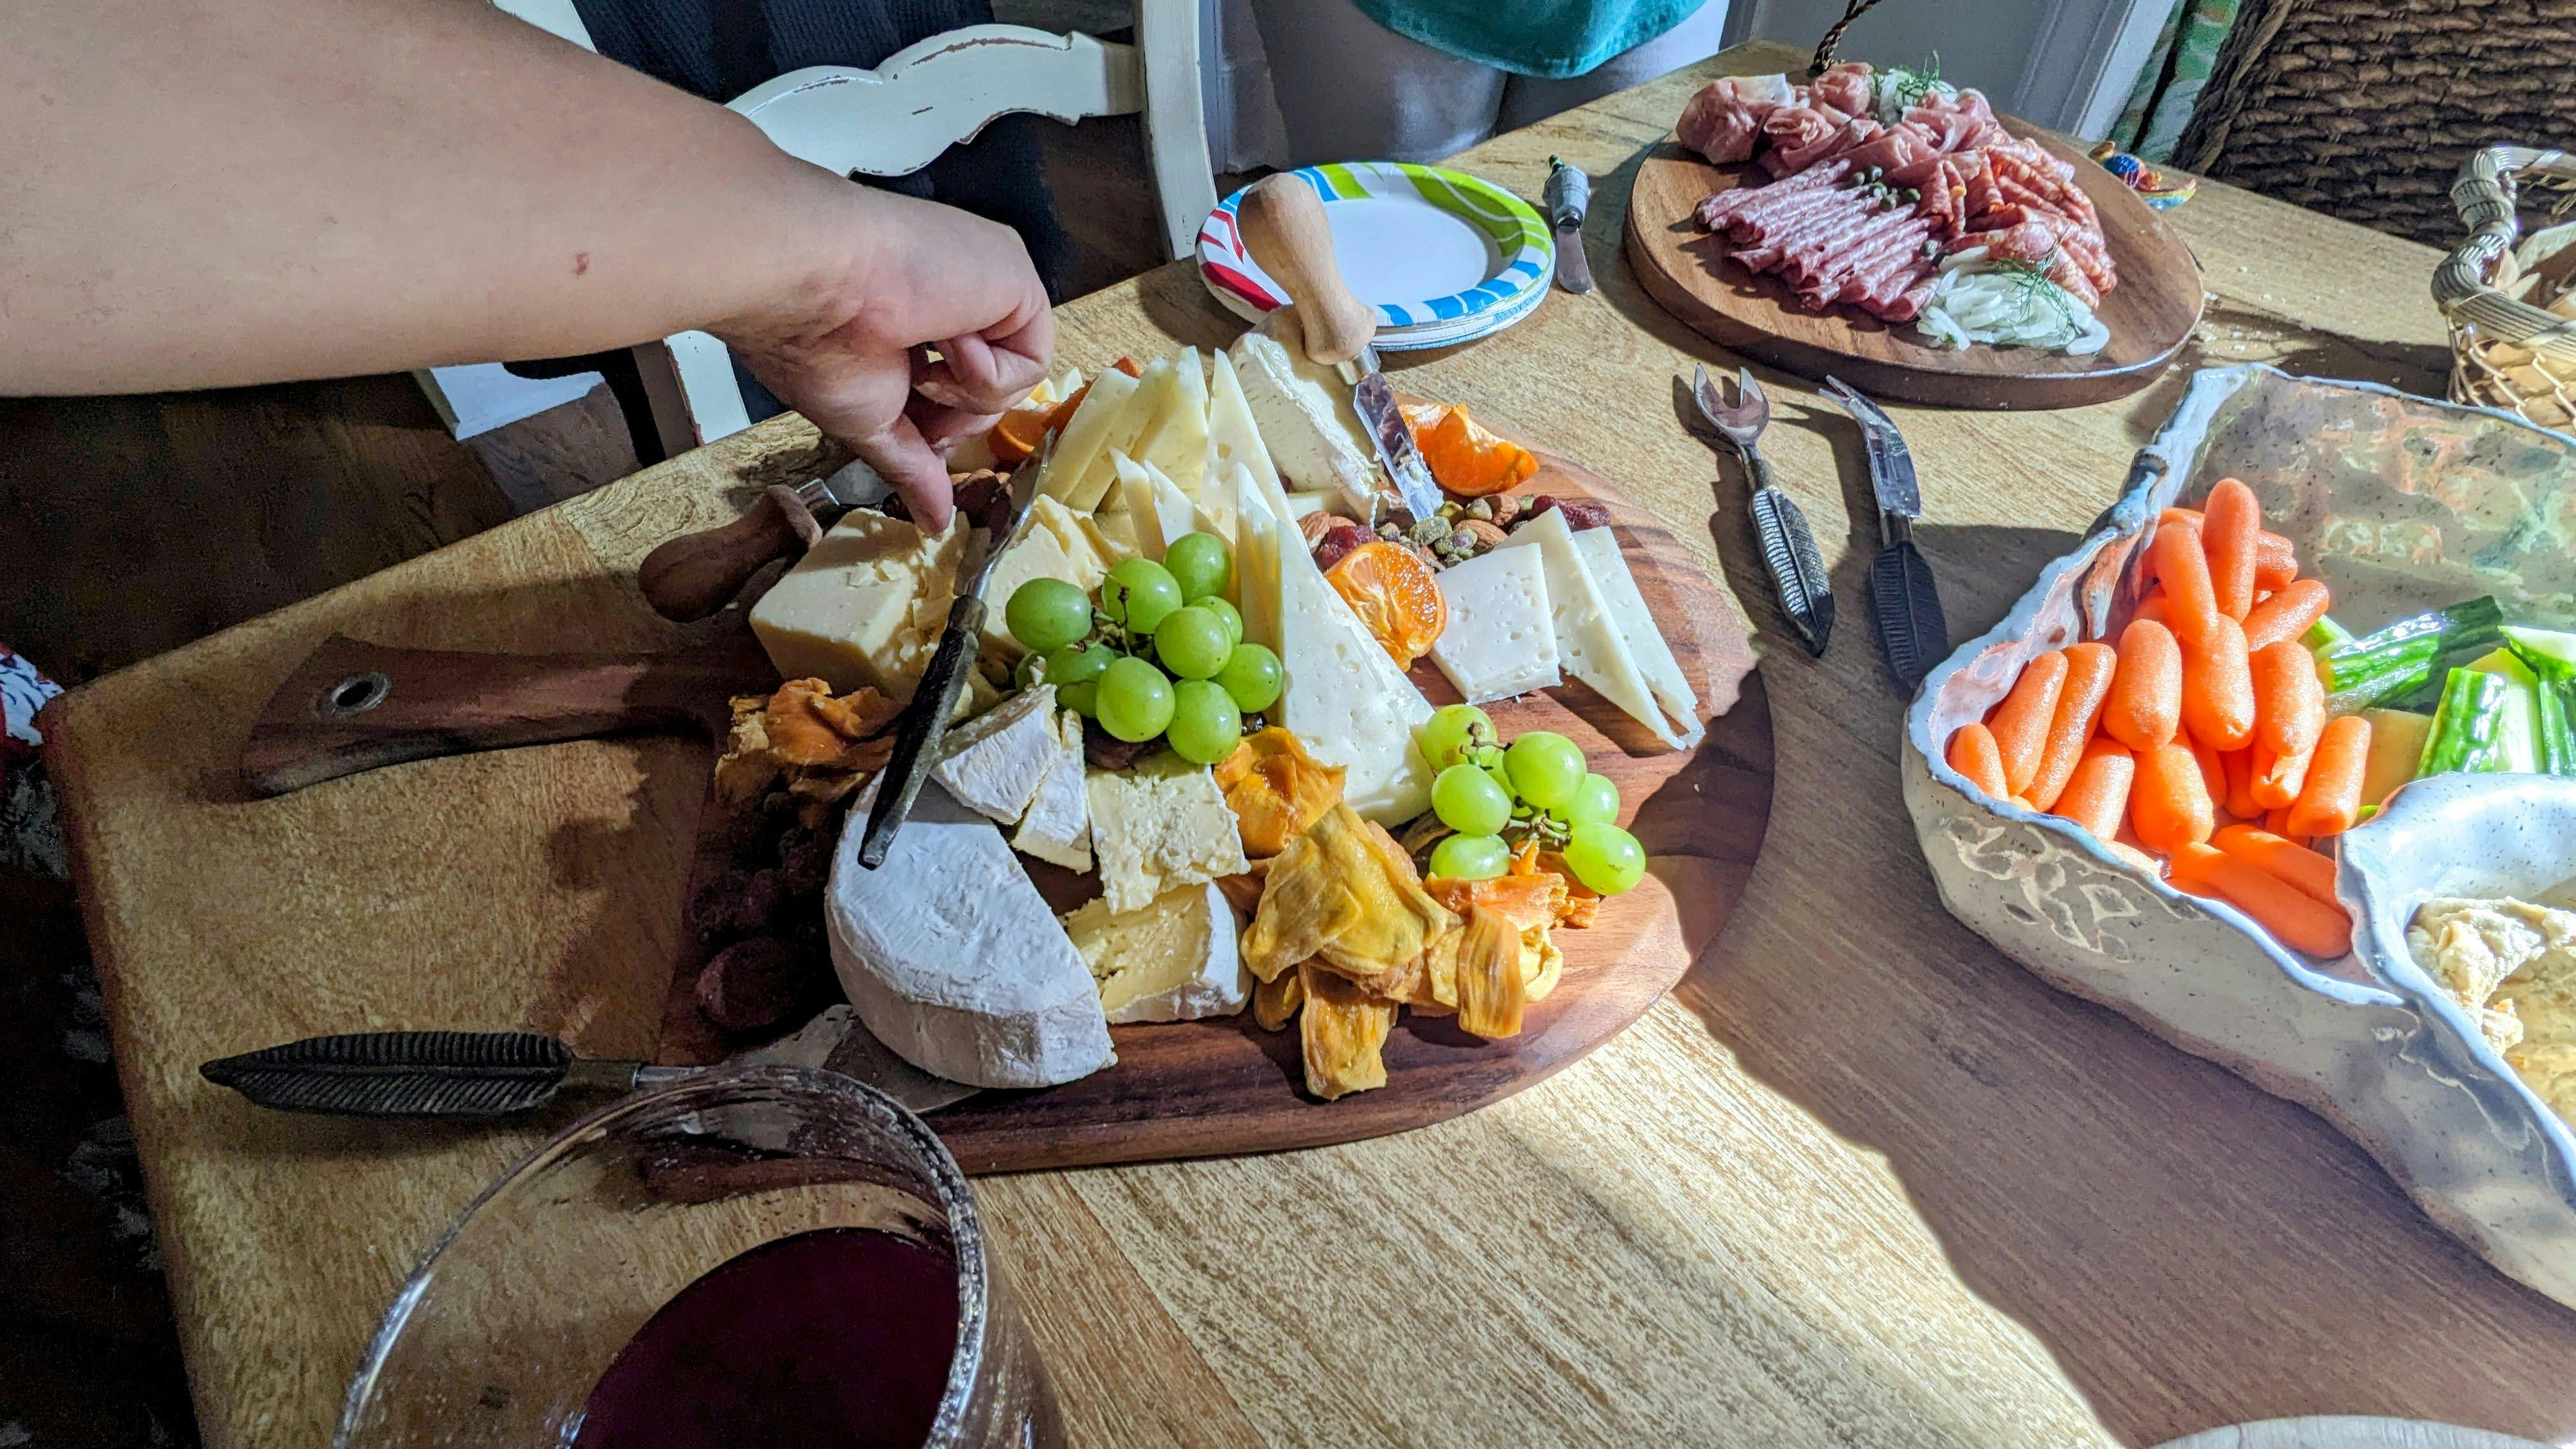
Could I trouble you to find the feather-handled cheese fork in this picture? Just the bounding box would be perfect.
[1687,365,1834,658]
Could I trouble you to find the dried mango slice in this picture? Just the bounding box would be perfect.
[764,678,899,767]
[1243,805,1457,991]
[1215,728,1346,857]
[1254,964,1305,1032]
[1398,402,1538,498]
[1423,871,1566,935]
[1522,924,1564,1001]
[1455,905,1526,1039]
[1299,962,1394,1100]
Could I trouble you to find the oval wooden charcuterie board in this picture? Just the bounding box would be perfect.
[1623,123,2204,410]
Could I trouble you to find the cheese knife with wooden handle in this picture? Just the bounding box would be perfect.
[637,460,887,622]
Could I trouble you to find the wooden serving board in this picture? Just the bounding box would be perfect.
[1623,123,2204,409]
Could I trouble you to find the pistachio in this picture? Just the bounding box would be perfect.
[1464,497,1495,522]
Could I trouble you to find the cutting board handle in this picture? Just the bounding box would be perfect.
[1234,174,1377,365]
[240,634,776,797]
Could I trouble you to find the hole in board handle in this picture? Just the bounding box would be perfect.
[318,671,391,717]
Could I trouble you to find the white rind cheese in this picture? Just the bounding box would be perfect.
[1266,492,1435,822]
[1010,709,1092,871]
[1085,753,1250,914]
[1495,509,1686,749]
[1429,546,1561,703]
[1063,881,1249,1023]
[1570,525,1702,747]
[933,684,1059,825]
[749,511,964,705]
[1228,312,1384,518]
[825,782,1114,1089]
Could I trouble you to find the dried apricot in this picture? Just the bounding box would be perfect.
[1324,540,1447,667]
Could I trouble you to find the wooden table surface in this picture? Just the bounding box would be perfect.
[45,42,2576,1449]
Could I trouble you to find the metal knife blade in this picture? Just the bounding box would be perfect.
[1350,367,1446,521]
[1545,157,1594,294]
[1749,486,1834,657]
[857,447,1048,868]
[802,457,890,514]
[732,1004,980,1114]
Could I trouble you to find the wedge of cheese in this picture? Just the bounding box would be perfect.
[1108,450,1204,562]
[1086,753,1250,914]
[933,684,1059,825]
[1206,348,1284,500]
[1010,708,1092,871]
[1429,545,1560,703]
[1570,525,1702,747]
[1130,346,1211,496]
[1063,881,1248,1023]
[980,497,1112,659]
[1262,486,1434,822]
[826,781,1113,1089]
[1230,463,1284,656]
[1494,509,1687,749]
[1037,366,1138,509]
[749,510,963,705]
[1229,310,1385,518]
[1061,357,1171,512]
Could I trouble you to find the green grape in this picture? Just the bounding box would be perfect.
[1566,772,1620,827]
[1058,680,1100,717]
[1100,558,1182,634]
[1045,642,1113,688]
[1005,577,1092,653]
[1485,761,1519,806]
[1163,532,1232,602]
[1563,822,1645,895]
[1418,703,1496,770]
[1430,763,1512,836]
[1215,642,1282,712]
[1095,656,1175,742]
[1165,680,1243,764]
[1428,834,1510,881]
[1503,731,1584,810]
[1153,606,1232,680]
[1192,595,1244,648]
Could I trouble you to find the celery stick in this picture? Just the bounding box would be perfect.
[2303,615,2356,657]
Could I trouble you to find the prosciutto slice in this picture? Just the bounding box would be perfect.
[1678,73,1795,165]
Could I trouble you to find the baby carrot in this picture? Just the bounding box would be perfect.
[2212,824,2340,908]
[2103,619,2183,751]
[2250,742,2312,810]
[2250,639,2326,760]
[2131,740,2216,852]
[2158,507,2204,530]
[2262,804,2302,841]
[2167,841,2353,957]
[2051,737,2135,840]
[1988,650,2070,797]
[2222,748,2262,820]
[2254,531,2298,591]
[2286,713,2372,838]
[2200,479,2261,620]
[2131,589,2172,630]
[1946,723,2010,800]
[2243,578,2332,652]
[2191,732,2230,808]
[2027,642,2117,809]
[2152,521,2221,641]
[2181,615,2257,751]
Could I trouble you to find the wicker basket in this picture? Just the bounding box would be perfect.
[2435,146,2576,431]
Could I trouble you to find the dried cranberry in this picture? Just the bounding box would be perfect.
[696,937,829,1032]
[1518,494,1611,532]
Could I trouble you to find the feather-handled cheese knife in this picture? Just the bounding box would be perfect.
[856,442,1047,868]
[1819,376,1949,688]
[198,1005,980,1117]
[1232,173,1446,522]
[1689,365,1834,657]
[1545,158,1594,294]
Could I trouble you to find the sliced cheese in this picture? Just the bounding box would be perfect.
[1230,463,1284,654]
[1063,880,1249,1023]
[1085,753,1250,914]
[1061,357,1170,512]
[980,497,1112,659]
[1148,466,1200,553]
[1029,494,1126,565]
[1429,546,1561,703]
[1569,525,1702,747]
[1495,509,1685,749]
[933,684,1059,825]
[1269,493,1434,822]
[1281,490,1336,520]
[1108,450,1203,561]
[1206,348,1284,500]
[1038,367,1138,508]
[1090,503,1142,559]
[1131,346,1211,496]
[1010,708,1092,871]
[825,781,1113,1089]
[1229,310,1384,518]
[749,510,964,705]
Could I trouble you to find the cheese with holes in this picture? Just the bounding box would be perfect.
[933,684,1059,825]
[1267,491,1434,822]
[1430,546,1560,702]
[1229,312,1385,517]
[1086,753,1250,914]
[1570,525,1701,746]
[750,510,963,705]
[1131,346,1211,495]
[981,498,1112,659]
[826,782,1113,1088]
[1206,349,1284,499]
[1038,366,1140,510]
[1064,881,1248,1023]
[1494,509,1685,748]
[1010,708,1092,870]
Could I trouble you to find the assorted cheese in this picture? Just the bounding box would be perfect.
[1493,509,1690,751]
[1086,753,1252,914]
[750,510,967,704]
[1010,707,1093,871]
[1064,882,1249,1023]
[1228,311,1386,518]
[1429,546,1561,703]
[933,684,1061,825]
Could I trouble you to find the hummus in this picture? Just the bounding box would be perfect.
[2407,896,2576,1121]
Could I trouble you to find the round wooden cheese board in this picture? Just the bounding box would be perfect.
[1622,123,2204,410]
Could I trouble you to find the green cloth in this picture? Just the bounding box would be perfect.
[1347,0,1709,79]
[2110,0,2242,164]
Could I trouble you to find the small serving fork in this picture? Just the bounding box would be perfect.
[1689,364,1834,657]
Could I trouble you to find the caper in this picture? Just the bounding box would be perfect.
[1902,187,1920,203]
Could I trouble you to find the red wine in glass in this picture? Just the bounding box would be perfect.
[571,1226,960,1449]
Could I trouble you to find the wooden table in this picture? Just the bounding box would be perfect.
[45,42,2576,1449]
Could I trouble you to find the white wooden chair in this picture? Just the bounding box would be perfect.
[456,0,1216,459]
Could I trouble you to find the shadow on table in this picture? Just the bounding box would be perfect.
[1660,521,2576,1446]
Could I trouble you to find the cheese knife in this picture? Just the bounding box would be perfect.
[1688,365,1834,657]
[638,459,889,622]
[198,1004,981,1117]
[855,444,1046,869]
[1233,174,1447,522]
[1545,158,1593,295]
[1819,376,1949,688]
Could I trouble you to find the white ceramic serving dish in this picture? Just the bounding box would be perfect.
[1901,364,2576,1305]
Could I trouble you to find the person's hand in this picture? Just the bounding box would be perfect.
[716,187,1053,532]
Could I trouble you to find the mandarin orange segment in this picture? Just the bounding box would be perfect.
[1325,540,1447,667]
[1399,402,1537,497]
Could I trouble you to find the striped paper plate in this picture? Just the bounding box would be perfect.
[1197,162,1552,349]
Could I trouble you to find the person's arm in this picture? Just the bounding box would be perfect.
[0,0,1050,526]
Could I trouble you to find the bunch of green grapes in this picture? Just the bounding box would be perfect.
[1417,706,1644,896]
[1003,532,1282,765]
